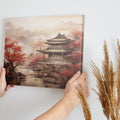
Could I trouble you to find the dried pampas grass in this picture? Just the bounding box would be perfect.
[91,40,120,120]
[76,85,91,120]
[76,40,120,120]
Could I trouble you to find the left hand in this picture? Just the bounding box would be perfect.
[0,67,10,97]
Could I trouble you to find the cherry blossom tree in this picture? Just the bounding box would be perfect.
[4,37,26,71]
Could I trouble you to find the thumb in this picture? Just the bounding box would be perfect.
[0,68,6,81]
[0,68,6,96]
[69,71,81,82]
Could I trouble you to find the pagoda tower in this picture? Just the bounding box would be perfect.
[37,33,73,64]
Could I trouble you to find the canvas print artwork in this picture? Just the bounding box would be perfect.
[4,15,84,88]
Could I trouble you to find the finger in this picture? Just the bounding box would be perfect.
[69,71,81,82]
[0,67,2,78]
[0,68,6,80]
[80,72,87,79]
[77,72,87,82]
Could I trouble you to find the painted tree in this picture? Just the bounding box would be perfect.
[61,31,83,77]
[64,31,84,50]
[4,37,26,72]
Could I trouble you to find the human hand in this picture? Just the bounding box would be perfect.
[64,71,89,107]
[35,72,89,120]
[0,67,12,97]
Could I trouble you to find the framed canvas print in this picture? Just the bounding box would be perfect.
[4,15,84,88]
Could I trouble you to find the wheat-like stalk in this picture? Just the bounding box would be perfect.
[91,40,120,120]
[76,85,91,120]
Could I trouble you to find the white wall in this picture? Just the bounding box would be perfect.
[0,0,120,120]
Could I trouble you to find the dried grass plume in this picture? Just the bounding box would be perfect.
[76,84,91,120]
[91,40,120,120]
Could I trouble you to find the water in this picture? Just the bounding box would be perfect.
[19,67,45,87]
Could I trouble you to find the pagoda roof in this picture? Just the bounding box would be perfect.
[46,33,72,43]
[54,33,68,39]
[45,40,71,45]
[37,49,70,54]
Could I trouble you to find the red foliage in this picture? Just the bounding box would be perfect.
[71,31,84,40]
[71,31,82,37]
[61,31,84,77]
[61,64,82,77]
[5,37,26,67]
[61,70,74,77]
[64,40,82,50]
[65,51,83,63]
[76,63,82,69]
[64,31,84,50]
[71,40,81,48]
[35,40,44,47]
[61,65,76,77]
[29,54,43,66]
[65,31,83,63]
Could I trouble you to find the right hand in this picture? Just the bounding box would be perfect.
[64,71,89,107]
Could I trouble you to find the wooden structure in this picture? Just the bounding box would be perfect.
[37,33,73,64]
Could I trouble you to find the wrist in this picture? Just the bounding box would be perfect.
[61,95,80,109]
[57,96,76,116]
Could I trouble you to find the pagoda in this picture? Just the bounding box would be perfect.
[37,33,73,64]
